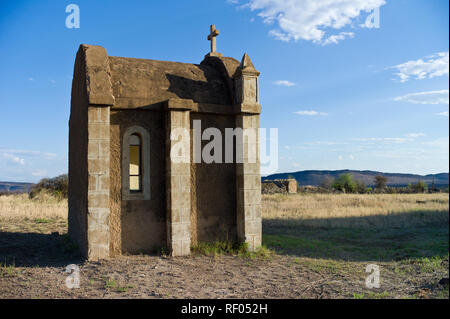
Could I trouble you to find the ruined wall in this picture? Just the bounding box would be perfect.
[109,109,166,254]
[68,49,89,256]
[286,179,298,194]
[190,113,237,245]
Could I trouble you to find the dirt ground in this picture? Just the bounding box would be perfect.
[0,217,448,299]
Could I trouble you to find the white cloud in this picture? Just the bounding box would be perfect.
[28,77,35,81]
[304,141,347,145]
[237,0,386,44]
[227,0,239,4]
[422,137,449,150]
[321,32,354,45]
[405,133,425,138]
[31,169,47,177]
[274,80,295,87]
[3,153,25,165]
[352,137,413,144]
[0,148,57,159]
[391,52,449,82]
[420,137,450,159]
[394,90,449,105]
[435,111,449,117]
[294,110,328,116]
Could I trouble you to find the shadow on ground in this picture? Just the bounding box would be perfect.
[0,231,82,267]
[1,210,448,266]
[263,209,449,262]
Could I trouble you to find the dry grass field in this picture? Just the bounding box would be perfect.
[0,192,448,299]
[0,193,67,220]
[263,193,449,228]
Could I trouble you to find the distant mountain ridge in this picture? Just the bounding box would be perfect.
[0,182,33,193]
[263,170,449,187]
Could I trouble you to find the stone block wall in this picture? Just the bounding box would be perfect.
[235,114,262,251]
[166,110,191,256]
[86,106,111,260]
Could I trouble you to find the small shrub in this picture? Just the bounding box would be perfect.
[356,180,366,194]
[374,175,388,190]
[332,173,357,193]
[29,174,68,200]
[412,181,428,193]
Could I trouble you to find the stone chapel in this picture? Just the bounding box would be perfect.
[68,25,262,259]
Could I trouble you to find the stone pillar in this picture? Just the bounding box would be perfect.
[87,106,111,259]
[69,44,114,260]
[165,100,193,256]
[236,115,262,251]
[234,53,262,251]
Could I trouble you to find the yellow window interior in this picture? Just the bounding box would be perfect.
[129,135,141,191]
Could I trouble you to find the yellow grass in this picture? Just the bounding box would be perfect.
[1,192,448,229]
[262,193,449,228]
[0,193,67,221]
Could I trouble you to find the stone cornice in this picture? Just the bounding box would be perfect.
[78,44,115,106]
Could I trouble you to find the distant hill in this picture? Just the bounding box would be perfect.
[0,182,34,193]
[263,170,449,187]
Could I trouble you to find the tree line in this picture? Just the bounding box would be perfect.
[319,173,444,194]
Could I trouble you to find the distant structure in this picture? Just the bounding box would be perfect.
[285,179,298,194]
[261,179,298,194]
[68,25,262,259]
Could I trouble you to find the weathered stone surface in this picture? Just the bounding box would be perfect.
[86,104,111,260]
[79,44,115,106]
[109,57,234,108]
[166,109,191,256]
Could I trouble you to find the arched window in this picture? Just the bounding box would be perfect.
[122,126,150,200]
[129,134,141,192]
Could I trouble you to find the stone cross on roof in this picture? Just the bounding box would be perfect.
[206,25,223,57]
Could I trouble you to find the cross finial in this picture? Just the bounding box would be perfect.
[206,25,222,57]
[208,25,219,53]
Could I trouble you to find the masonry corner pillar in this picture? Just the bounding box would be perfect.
[234,53,262,252]
[72,44,114,260]
[165,99,193,256]
[87,105,111,260]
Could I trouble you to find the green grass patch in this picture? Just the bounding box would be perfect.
[34,218,55,224]
[102,276,133,293]
[192,241,274,260]
[0,261,16,277]
[353,291,390,299]
[263,223,449,262]
[400,253,449,273]
[437,286,449,299]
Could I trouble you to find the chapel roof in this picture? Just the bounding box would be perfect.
[72,43,244,110]
[108,55,240,108]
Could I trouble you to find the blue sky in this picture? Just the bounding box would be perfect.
[0,0,448,182]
